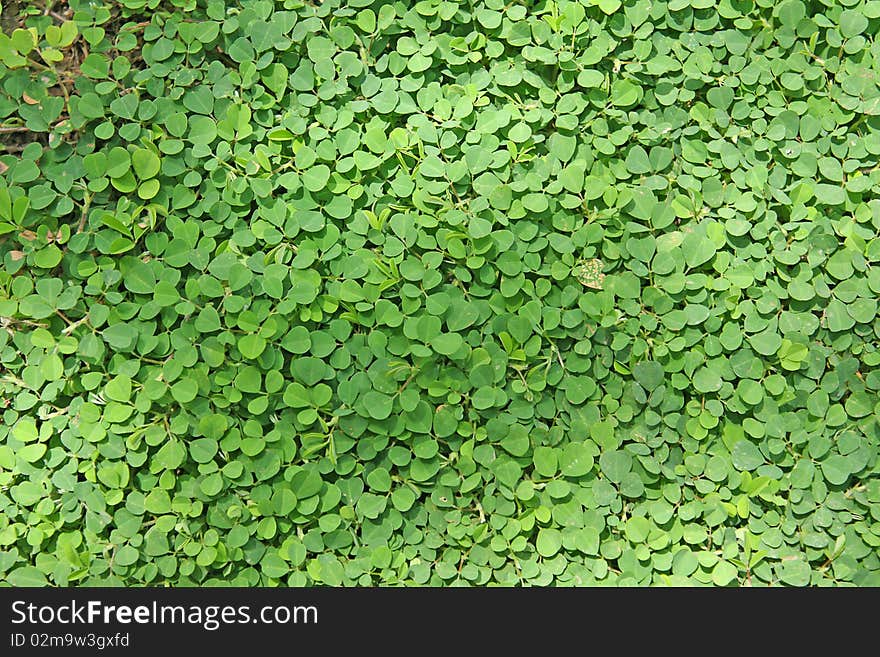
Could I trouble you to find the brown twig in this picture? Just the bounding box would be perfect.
[41,406,70,419]
[76,193,92,234]
[396,368,420,395]
[61,314,91,335]
[55,310,74,326]
[120,21,151,31]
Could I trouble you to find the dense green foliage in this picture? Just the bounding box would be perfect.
[1,0,879,587]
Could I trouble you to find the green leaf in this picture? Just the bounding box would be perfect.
[124,262,156,294]
[132,148,161,180]
[825,299,855,332]
[712,561,739,586]
[363,391,393,420]
[821,455,851,486]
[190,438,219,463]
[610,79,640,107]
[238,334,267,360]
[624,146,651,174]
[171,378,199,404]
[731,441,764,471]
[6,566,49,586]
[682,232,716,268]
[188,116,217,144]
[366,467,392,492]
[633,361,664,391]
[749,328,782,356]
[599,450,631,484]
[814,184,845,205]
[432,333,463,356]
[536,528,563,558]
[104,375,132,402]
[777,558,811,586]
[533,446,558,478]
[692,367,722,393]
[560,442,595,478]
[80,53,109,78]
[302,165,331,192]
[33,245,63,269]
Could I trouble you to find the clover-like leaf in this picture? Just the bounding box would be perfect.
[1,0,877,591]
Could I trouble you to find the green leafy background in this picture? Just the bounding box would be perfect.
[1,0,879,586]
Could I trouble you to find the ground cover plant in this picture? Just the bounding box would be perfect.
[1,0,879,587]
